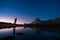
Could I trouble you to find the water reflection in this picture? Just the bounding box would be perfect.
[0,28,13,38]
[0,27,35,38]
[0,27,60,40]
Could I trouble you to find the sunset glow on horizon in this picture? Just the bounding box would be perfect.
[0,16,25,24]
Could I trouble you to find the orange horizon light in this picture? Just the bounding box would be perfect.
[0,17,25,24]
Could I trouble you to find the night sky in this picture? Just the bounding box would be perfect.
[0,0,60,24]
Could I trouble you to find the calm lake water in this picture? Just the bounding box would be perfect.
[0,27,60,40]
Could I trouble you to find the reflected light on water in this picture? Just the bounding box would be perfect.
[0,27,25,37]
[0,28,13,33]
[0,27,24,33]
[16,27,24,30]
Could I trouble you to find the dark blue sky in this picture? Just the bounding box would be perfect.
[0,0,60,23]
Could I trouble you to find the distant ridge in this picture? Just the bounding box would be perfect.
[31,17,60,24]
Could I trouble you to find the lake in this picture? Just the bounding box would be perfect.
[0,27,60,40]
